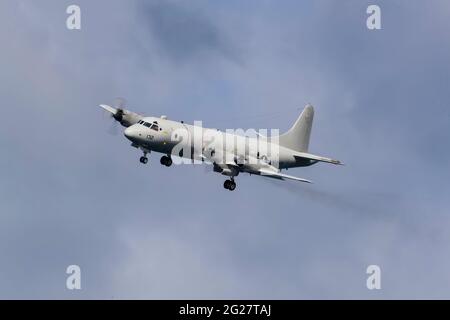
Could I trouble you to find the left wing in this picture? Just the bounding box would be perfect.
[201,150,312,184]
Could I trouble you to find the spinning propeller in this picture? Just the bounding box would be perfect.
[99,97,143,134]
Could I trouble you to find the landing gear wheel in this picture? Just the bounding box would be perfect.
[140,156,148,164]
[160,156,173,167]
[223,179,236,191]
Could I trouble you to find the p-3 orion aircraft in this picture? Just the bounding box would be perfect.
[100,101,342,191]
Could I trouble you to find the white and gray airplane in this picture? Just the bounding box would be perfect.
[100,102,342,191]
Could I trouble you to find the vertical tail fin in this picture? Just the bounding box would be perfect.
[278,104,314,152]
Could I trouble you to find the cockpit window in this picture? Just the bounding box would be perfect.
[137,120,160,131]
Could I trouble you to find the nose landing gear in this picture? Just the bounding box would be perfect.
[223,178,236,191]
[139,151,149,164]
[160,155,172,167]
[139,156,148,164]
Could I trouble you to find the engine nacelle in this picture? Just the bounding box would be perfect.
[213,163,239,177]
[117,111,142,127]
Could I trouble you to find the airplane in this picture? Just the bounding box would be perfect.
[100,102,342,191]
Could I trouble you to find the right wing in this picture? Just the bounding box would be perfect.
[99,104,143,127]
[99,104,119,115]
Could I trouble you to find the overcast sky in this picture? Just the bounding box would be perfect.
[1,0,450,299]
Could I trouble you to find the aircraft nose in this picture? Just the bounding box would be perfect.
[124,126,136,141]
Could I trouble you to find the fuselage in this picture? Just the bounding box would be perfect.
[100,103,342,190]
[123,116,315,172]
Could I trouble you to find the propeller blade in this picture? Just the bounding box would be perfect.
[113,97,127,109]
[99,97,131,133]
[107,121,120,136]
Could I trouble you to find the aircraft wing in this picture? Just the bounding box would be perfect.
[200,148,238,165]
[99,104,118,115]
[293,151,343,165]
[99,104,143,127]
[258,168,312,184]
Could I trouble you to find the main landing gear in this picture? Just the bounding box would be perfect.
[223,178,236,191]
[160,155,172,167]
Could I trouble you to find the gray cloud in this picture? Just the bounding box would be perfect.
[139,0,239,64]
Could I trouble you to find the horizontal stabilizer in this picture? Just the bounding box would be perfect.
[294,152,343,165]
[259,169,312,184]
